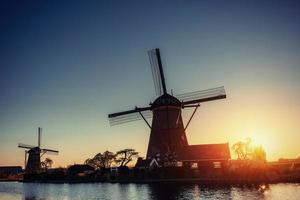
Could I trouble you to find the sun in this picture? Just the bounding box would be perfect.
[250,135,269,149]
[240,130,274,160]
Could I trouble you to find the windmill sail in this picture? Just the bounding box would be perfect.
[18,143,35,149]
[176,86,226,105]
[41,148,59,155]
[148,48,167,96]
[38,127,42,148]
[109,108,152,126]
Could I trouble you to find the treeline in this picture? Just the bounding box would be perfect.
[84,148,139,169]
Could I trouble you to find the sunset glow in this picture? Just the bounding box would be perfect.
[0,1,299,168]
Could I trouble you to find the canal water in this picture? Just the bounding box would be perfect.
[0,182,300,200]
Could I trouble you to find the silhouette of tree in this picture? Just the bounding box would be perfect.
[84,158,98,168]
[115,149,139,167]
[85,151,115,169]
[232,141,245,160]
[232,138,266,162]
[102,151,115,168]
[41,158,53,171]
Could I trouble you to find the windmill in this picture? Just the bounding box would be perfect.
[18,127,59,173]
[108,48,226,162]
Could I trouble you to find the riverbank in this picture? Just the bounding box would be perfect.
[11,159,300,185]
[20,176,300,185]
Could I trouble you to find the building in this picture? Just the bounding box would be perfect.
[67,164,94,177]
[0,166,23,175]
[135,143,231,174]
[179,143,231,170]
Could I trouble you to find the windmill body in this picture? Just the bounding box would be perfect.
[26,147,41,173]
[18,127,58,174]
[147,93,188,160]
[109,48,229,165]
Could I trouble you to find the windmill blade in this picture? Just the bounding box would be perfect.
[176,86,226,105]
[42,148,59,155]
[148,48,167,96]
[108,106,151,118]
[109,109,152,126]
[38,127,42,148]
[18,143,35,149]
[148,49,162,96]
[24,150,28,169]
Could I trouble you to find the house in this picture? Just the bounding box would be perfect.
[0,166,23,175]
[135,157,161,169]
[67,164,94,177]
[268,157,300,174]
[178,143,231,172]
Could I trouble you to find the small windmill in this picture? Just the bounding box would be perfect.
[18,127,59,173]
[108,48,226,162]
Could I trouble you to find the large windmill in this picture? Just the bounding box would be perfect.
[108,48,226,162]
[18,127,59,173]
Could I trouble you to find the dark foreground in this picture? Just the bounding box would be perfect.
[21,164,300,185]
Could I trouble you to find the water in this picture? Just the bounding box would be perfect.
[0,182,300,200]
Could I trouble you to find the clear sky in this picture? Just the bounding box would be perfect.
[0,0,299,167]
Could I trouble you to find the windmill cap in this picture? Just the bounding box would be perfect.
[152,93,181,108]
[28,147,41,153]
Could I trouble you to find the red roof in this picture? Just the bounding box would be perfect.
[179,143,230,161]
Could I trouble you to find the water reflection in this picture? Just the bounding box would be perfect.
[0,182,300,200]
[7,183,257,200]
[147,183,265,200]
[24,183,256,200]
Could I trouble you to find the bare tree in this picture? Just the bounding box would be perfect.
[232,141,247,160]
[84,158,98,168]
[231,138,253,160]
[115,149,139,167]
[85,151,115,169]
[41,158,53,171]
[232,138,266,161]
[102,151,115,168]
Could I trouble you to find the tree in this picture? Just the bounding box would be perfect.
[115,149,139,167]
[252,145,266,162]
[84,151,115,169]
[101,151,115,168]
[41,158,53,171]
[232,141,246,160]
[231,138,252,160]
[84,158,98,169]
[232,138,266,162]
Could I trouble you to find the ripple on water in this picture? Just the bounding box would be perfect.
[0,182,300,200]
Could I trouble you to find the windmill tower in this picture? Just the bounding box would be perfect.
[108,48,226,162]
[18,127,59,173]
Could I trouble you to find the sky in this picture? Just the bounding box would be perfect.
[0,0,299,167]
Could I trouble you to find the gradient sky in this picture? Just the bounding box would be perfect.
[0,0,300,167]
